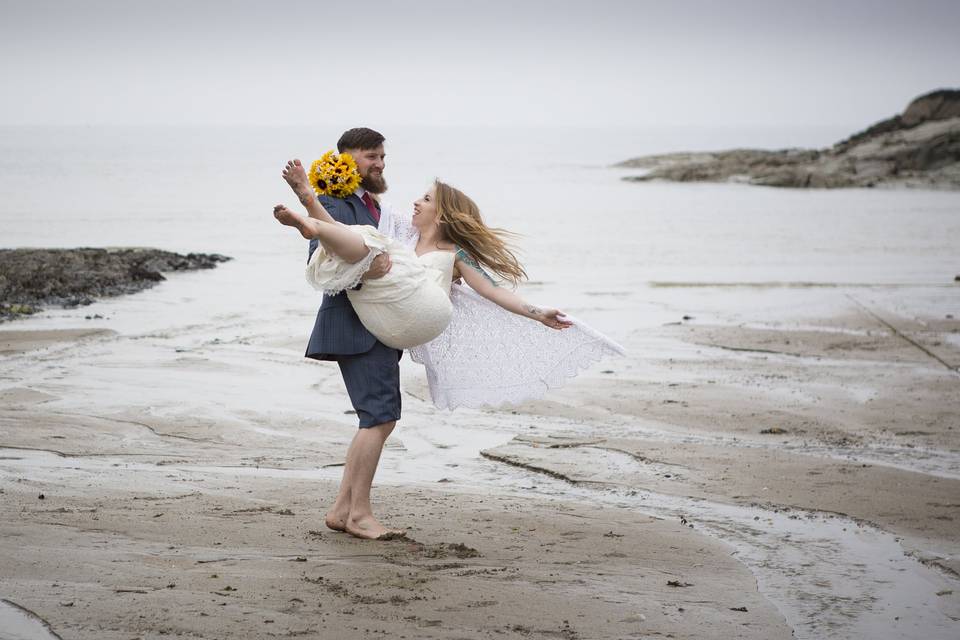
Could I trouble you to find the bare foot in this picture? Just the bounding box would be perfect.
[273,204,312,239]
[282,159,314,208]
[324,509,348,532]
[345,515,406,541]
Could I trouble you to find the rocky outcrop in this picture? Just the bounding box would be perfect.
[0,248,232,320]
[617,89,960,189]
[902,89,960,127]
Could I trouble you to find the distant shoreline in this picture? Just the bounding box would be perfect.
[0,248,231,322]
[616,89,960,190]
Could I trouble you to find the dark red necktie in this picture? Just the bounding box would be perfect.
[361,192,380,224]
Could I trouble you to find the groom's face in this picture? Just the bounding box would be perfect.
[348,144,387,194]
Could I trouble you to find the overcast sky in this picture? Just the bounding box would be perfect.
[1,0,958,128]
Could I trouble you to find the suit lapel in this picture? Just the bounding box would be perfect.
[348,194,379,227]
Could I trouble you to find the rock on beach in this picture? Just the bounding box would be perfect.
[0,247,232,320]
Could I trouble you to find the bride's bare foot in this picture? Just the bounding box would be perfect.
[282,159,314,207]
[345,514,406,541]
[273,204,314,239]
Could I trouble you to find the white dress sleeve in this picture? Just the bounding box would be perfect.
[409,283,626,410]
[378,201,419,248]
[304,225,389,295]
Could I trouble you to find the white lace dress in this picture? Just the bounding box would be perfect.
[305,225,455,350]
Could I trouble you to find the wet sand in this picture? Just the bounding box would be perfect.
[0,465,788,640]
[0,328,116,356]
[1,282,959,639]
[0,380,787,639]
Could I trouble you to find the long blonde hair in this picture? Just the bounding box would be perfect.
[433,181,527,286]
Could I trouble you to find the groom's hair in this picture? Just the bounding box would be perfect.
[337,128,385,153]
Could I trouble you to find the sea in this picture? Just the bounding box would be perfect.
[2,123,957,338]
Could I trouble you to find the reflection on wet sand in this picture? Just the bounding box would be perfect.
[0,599,63,640]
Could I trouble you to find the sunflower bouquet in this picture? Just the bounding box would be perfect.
[308,150,362,198]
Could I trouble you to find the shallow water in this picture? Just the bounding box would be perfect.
[0,600,62,640]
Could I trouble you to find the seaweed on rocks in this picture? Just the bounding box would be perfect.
[0,247,232,321]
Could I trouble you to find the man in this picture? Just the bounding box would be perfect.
[284,127,404,540]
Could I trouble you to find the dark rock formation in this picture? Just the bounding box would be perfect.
[902,89,960,127]
[617,89,960,189]
[0,248,232,320]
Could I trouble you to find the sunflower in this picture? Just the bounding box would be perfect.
[308,150,361,198]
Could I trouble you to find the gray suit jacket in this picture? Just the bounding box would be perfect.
[304,193,381,360]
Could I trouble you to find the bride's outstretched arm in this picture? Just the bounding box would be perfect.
[456,258,572,330]
[282,159,337,225]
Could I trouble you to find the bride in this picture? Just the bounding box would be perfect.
[275,160,624,409]
[274,177,571,350]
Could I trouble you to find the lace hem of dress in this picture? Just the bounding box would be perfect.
[422,334,622,410]
[305,244,384,296]
[409,284,625,410]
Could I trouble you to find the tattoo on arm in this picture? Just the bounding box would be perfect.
[456,248,496,285]
[525,304,542,316]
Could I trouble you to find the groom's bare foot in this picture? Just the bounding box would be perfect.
[324,509,348,532]
[282,159,314,208]
[273,204,314,239]
[345,515,406,541]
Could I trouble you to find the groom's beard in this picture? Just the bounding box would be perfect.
[361,171,388,195]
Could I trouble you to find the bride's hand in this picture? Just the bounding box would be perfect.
[538,308,573,330]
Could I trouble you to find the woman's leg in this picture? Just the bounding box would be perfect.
[274,204,370,264]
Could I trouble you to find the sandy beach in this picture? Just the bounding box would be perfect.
[1,276,958,639]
